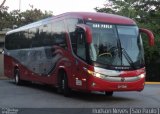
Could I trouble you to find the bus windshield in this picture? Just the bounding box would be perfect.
[87,22,144,70]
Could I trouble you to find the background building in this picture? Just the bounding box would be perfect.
[0,29,10,76]
[0,30,6,52]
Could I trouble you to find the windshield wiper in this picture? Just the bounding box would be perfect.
[121,48,136,69]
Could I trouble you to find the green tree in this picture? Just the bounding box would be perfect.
[95,0,160,19]
[0,6,11,30]
[19,8,52,26]
[0,5,53,30]
[10,6,53,27]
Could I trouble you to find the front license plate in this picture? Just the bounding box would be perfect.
[118,84,128,89]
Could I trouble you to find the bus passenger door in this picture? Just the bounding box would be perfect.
[73,28,89,90]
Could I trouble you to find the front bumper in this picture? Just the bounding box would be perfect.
[87,76,145,92]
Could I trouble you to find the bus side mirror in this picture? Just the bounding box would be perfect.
[76,24,92,44]
[139,28,154,46]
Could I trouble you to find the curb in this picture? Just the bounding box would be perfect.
[0,76,9,80]
[145,82,160,84]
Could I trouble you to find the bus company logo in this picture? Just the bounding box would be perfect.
[121,77,125,82]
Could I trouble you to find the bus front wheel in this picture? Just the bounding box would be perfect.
[58,71,71,97]
[105,91,113,96]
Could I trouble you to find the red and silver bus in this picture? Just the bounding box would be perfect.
[4,12,154,96]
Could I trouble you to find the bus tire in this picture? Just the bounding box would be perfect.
[14,69,22,85]
[105,91,113,96]
[58,71,71,97]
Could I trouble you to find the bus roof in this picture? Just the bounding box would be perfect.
[7,12,136,35]
[63,12,136,25]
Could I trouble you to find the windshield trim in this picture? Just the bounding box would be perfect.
[87,21,145,70]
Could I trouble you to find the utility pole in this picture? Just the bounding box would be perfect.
[19,0,21,11]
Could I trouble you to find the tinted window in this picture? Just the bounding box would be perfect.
[30,28,40,47]
[20,30,30,49]
[42,24,53,46]
[76,29,86,60]
[5,34,11,49]
[5,20,68,50]
[66,18,83,53]
[5,32,19,50]
[52,20,67,49]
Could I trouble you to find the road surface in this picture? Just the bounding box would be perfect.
[0,80,159,114]
[0,80,160,108]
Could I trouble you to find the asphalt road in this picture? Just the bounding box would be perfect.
[0,80,160,114]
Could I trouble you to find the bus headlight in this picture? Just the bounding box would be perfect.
[139,73,145,78]
[87,70,104,78]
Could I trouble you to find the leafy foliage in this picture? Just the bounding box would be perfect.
[0,5,52,30]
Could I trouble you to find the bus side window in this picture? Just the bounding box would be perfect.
[52,21,68,49]
[5,34,11,50]
[76,28,86,60]
[29,28,39,47]
[66,18,83,53]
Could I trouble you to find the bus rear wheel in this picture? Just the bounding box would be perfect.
[58,71,71,97]
[14,69,22,85]
[105,91,113,96]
